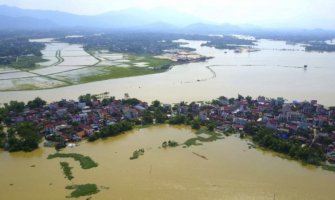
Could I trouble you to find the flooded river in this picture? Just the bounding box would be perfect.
[1,125,335,200]
[1,39,335,199]
[1,39,335,106]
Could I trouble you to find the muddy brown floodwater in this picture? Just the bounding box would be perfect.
[1,125,335,200]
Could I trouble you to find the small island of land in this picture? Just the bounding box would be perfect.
[1,93,335,172]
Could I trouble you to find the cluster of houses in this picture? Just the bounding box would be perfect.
[6,95,335,163]
[155,50,212,63]
[8,98,148,147]
[177,96,335,163]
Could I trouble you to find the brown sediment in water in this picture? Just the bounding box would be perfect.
[1,125,335,200]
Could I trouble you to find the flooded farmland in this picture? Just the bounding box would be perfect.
[0,39,167,91]
[1,125,335,200]
[1,38,335,106]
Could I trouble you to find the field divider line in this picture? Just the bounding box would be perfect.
[9,65,73,85]
[86,50,102,66]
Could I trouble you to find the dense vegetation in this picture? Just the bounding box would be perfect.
[60,32,257,55]
[201,35,255,49]
[184,128,222,147]
[162,140,179,148]
[2,122,41,152]
[0,37,45,65]
[0,126,5,148]
[245,126,325,165]
[65,184,99,198]
[47,153,98,169]
[0,97,45,125]
[0,101,34,151]
[61,32,194,55]
[60,161,74,181]
[88,120,134,141]
[129,148,145,160]
[305,42,335,52]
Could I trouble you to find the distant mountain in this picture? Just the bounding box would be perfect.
[96,8,203,28]
[3,5,326,36]
[183,23,242,34]
[0,5,204,30]
[0,15,58,29]
[136,22,180,32]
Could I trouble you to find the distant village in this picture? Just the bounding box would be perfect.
[155,49,212,63]
[2,94,335,164]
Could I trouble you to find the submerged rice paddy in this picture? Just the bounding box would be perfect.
[0,39,174,91]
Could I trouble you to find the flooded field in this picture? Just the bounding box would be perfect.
[0,39,169,91]
[1,125,335,200]
[1,38,335,105]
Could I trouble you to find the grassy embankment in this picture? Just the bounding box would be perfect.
[184,127,225,147]
[79,56,174,83]
[48,153,100,198]
[60,161,74,181]
[126,54,173,69]
[47,153,98,169]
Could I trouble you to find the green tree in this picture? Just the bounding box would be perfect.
[244,122,259,135]
[6,122,41,152]
[27,97,46,109]
[246,96,252,104]
[228,98,235,104]
[79,94,93,104]
[152,100,161,108]
[238,94,244,101]
[168,115,186,125]
[122,98,140,106]
[142,111,153,125]
[191,119,201,130]
[154,110,167,124]
[101,96,115,106]
[206,122,216,131]
[4,101,25,113]
[0,125,5,147]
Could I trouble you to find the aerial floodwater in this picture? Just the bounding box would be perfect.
[1,125,335,200]
[0,38,335,106]
[1,37,335,200]
[2,0,335,199]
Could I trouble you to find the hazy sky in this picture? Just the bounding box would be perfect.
[0,0,334,29]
